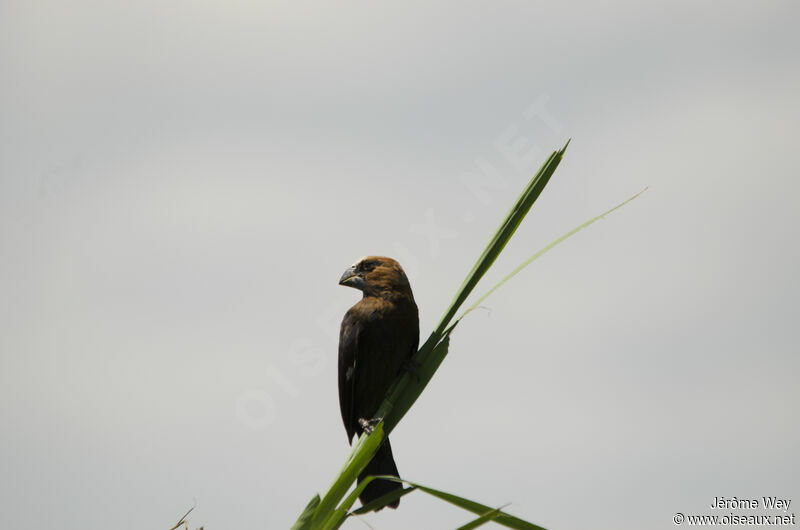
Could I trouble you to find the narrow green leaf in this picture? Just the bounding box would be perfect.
[415,486,544,530]
[310,423,385,528]
[375,476,547,530]
[321,476,376,530]
[381,141,569,433]
[349,486,417,515]
[383,336,449,432]
[290,494,320,530]
[454,187,648,328]
[327,483,416,529]
[427,139,570,343]
[456,504,509,530]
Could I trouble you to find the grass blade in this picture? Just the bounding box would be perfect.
[381,140,570,433]
[375,476,547,530]
[321,476,376,530]
[309,423,385,528]
[349,486,417,515]
[428,139,570,342]
[454,187,648,327]
[382,335,449,432]
[456,504,510,530]
[290,495,320,530]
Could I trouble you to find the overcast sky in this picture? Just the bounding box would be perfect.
[1,2,798,529]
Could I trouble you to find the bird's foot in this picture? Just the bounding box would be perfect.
[358,417,383,435]
[402,358,421,383]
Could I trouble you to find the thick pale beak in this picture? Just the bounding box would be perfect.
[338,265,366,290]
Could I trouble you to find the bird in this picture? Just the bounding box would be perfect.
[338,256,419,510]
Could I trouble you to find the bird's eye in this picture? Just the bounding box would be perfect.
[361,261,376,272]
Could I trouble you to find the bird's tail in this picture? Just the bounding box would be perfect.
[357,437,402,510]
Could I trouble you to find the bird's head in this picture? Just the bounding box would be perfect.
[338,256,414,299]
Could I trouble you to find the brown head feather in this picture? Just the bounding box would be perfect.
[339,256,414,300]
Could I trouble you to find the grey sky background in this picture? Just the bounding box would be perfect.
[1,2,798,529]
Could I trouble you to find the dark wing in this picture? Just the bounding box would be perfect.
[338,298,420,444]
[338,309,361,443]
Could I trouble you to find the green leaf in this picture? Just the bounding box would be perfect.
[455,187,648,327]
[290,494,320,530]
[383,335,449,433]
[349,486,417,515]
[310,423,385,529]
[325,476,416,529]
[380,139,570,433]
[456,505,508,530]
[375,476,547,530]
[428,139,570,342]
[414,486,544,530]
[322,476,376,530]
